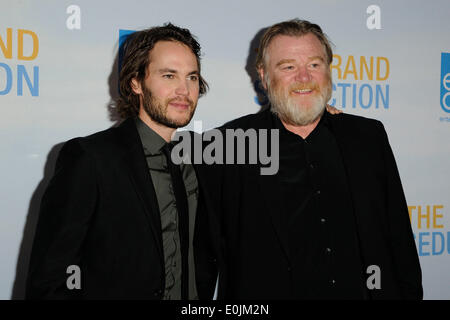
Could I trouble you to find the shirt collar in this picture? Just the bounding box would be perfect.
[135,117,167,155]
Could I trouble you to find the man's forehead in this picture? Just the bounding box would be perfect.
[149,40,193,57]
[268,34,324,52]
[266,34,327,63]
[147,40,199,69]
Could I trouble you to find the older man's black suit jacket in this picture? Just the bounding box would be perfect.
[195,109,423,300]
[26,118,215,299]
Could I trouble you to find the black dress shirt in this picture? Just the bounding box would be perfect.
[274,112,368,299]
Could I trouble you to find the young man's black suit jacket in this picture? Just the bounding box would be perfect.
[196,109,423,300]
[26,118,215,299]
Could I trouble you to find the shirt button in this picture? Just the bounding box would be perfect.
[326,247,332,253]
[309,164,315,169]
[331,280,336,285]
[320,218,326,223]
[154,289,162,296]
[316,190,321,195]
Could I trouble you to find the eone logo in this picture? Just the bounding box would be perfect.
[441,53,450,113]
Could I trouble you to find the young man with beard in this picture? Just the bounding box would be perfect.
[197,19,422,300]
[26,23,212,300]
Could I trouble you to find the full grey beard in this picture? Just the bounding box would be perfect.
[267,81,329,126]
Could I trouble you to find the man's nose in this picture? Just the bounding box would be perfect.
[295,65,312,82]
[175,79,189,96]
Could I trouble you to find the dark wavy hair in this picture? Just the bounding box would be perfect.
[255,19,333,71]
[116,23,208,119]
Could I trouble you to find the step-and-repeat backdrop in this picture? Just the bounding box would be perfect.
[1,0,449,299]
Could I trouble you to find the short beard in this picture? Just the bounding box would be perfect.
[267,77,330,126]
[141,85,196,129]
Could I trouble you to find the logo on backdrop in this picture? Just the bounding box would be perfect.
[409,204,450,256]
[440,52,450,122]
[330,54,390,110]
[0,28,39,96]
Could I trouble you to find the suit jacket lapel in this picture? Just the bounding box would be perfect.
[115,118,164,263]
[192,162,220,254]
[257,111,291,263]
[326,114,368,267]
[326,114,361,211]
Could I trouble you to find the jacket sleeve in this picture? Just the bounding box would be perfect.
[26,139,98,300]
[379,123,423,299]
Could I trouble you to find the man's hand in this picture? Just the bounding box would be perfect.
[326,104,342,115]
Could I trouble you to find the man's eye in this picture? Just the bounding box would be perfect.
[283,65,294,70]
[163,74,174,79]
[189,75,199,81]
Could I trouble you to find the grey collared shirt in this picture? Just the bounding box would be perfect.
[135,117,198,300]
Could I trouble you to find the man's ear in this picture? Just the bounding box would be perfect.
[257,67,267,90]
[130,78,142,95]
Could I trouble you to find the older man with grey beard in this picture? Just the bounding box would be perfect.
[195,18,422,300]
